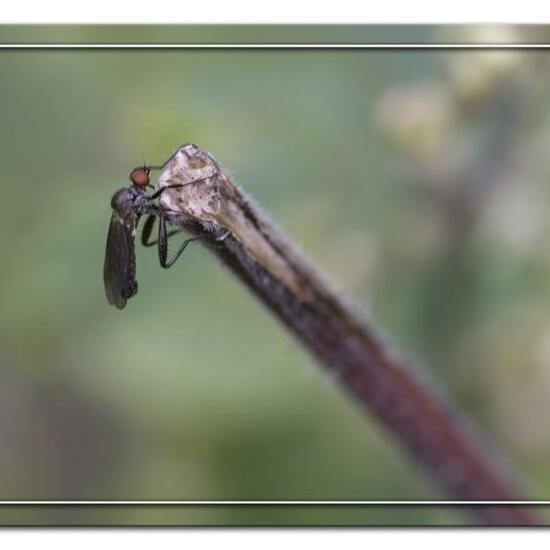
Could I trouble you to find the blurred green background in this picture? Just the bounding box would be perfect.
[1,25,550,525]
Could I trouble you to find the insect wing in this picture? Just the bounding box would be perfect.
[103,212,136,309]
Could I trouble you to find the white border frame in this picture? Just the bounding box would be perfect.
[0,38,546,509]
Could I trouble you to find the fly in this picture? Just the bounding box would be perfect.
[103,150,216,309]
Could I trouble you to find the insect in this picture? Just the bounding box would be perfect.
[103,153,214,309]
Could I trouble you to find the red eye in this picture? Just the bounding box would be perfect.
[129,168,150,187]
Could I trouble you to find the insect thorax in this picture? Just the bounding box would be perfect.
[111,186,154,218]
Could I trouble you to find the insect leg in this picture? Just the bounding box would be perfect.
[141,214,156,247]
[143,147,182,171]
[157,214,200,269]
[149,170,219,200]
[141,214,182,247]
[138,144,223,178]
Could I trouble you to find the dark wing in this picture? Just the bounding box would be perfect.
[103,212,137,309]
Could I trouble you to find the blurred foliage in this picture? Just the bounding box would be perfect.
[1,25,550,525]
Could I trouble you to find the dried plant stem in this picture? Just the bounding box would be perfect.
[155,144,537,525]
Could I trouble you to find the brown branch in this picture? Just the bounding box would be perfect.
[155,143,538,525]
